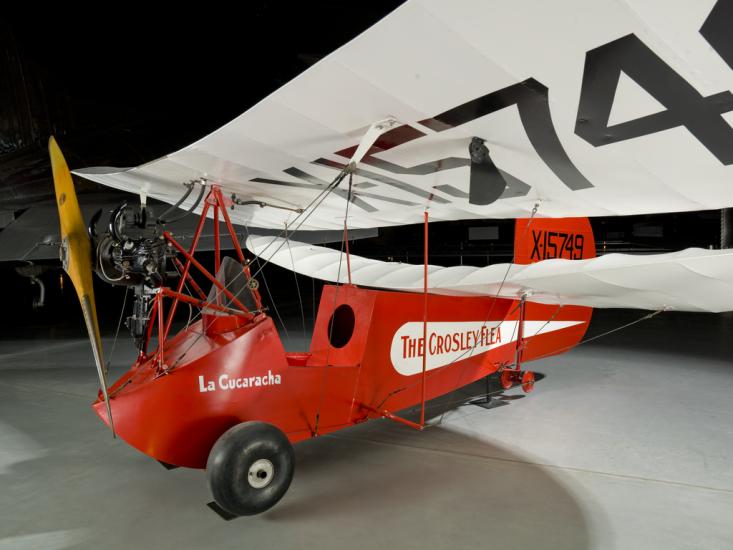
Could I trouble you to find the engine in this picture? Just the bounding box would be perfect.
[91,203,174,348]
[93,203,170,287]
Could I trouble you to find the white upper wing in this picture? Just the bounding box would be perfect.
[246,236,733,313]
[75,0,733,230]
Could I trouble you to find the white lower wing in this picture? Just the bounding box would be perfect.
[246,236,733,313]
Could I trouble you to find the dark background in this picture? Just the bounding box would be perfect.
[0,5,405,203]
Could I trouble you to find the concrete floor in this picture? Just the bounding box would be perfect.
[1,310,732,549]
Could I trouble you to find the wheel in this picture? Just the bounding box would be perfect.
[206,421,295,516]
[521,371,535,393]
[499,369,516,390]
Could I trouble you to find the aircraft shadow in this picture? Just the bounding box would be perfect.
[264,376,594,550]
[0,364,594,550]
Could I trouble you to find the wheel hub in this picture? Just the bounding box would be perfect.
[247,458,275,489]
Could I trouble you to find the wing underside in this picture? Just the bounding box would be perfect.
[72,1,733,230]
[246,236,733,313]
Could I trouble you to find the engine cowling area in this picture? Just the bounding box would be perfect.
[92,203,170,288]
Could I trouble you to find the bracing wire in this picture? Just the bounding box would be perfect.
[247,170,348,280]
[172,166,348,336]
[241,219,290,339]
[532,308,665,361]
[285,224,308,344]
[435,202,541,367]
[171,260,196,331]
[106,286,130,374]
[385,306,665,429]
[313,172,354,435]
[153,167,346,399]
[143,167,346,368]
[174,166,350,347]
[377,203,542,411]
[446,308,665,425]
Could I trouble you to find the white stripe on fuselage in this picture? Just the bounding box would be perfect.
[390,320,583,376]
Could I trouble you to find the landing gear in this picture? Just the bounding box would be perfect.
[207,422,295,516]
[521,370,535,393]
[497,293,535,394]
[500,368,516,391]
[499,368,536,393]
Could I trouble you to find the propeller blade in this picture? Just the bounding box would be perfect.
[49,136,115,437]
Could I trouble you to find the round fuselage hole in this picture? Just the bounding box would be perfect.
[327,304,355,348]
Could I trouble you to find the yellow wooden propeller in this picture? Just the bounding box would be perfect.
[49,136,115,437]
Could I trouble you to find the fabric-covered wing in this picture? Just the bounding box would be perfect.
[246,236,733,313]
[75,1,733,230]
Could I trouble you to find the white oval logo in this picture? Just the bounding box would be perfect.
[390,320,583,376]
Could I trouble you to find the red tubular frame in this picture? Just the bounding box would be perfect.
[163,201,211,339]
[142,298,158,357]
[95,215,595,468]
[213,203,221,276]
[344,221,352,284]
[163,232,250,314]
[172,257,207,301]
[420,210,428,427]
[144,184,260,370]
[367,210,430,431]
[515,294,527,371]
[359,402,423,431]
[498,294,528,389]
[211,186,263,309]
[160,288,250,317]
[157,291,165,369]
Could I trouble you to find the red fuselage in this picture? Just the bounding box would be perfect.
[95,285,591,468]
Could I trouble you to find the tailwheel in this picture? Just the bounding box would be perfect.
[207,422,294,516]
[499,368,536,393]
[521,370,536,393]
[500,368,520,390]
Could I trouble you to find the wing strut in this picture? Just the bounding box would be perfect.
[347,118,399,167]
[419,209,429,426]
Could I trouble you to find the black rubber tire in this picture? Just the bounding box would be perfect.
[206,421,294,516]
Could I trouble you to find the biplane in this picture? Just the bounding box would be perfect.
[50,0,733,517]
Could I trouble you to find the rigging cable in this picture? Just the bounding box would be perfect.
[163,166,357,370]
[241,219,290,339]
[375,202,542,413]
[171,260,195,331]
[382,308,665,429]
[427,309,667,427]
[284,223,308,344]
[248,170,349,280]
[313,172,354,436]
[164,179,346,369]
[184,166,349,312]
[105,286,130,374]
[434,203,542,388]
[533,308,665,361]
